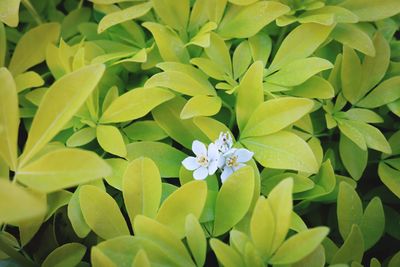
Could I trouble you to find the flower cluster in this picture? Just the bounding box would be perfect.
[182,132,254,183]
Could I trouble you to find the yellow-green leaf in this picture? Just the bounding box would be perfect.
[331,24,375,56]
[9,23,60,75]
[241,97,314,138]
[80,185,130,239]
[0,68,19,170]
[126,141,186,177]
[151,0,189,31]
[96,125,127,157]
[156,180,207,238]
[340,0,400,21]
[242,131,319,173]
[213,166,255,236]
[16,148,111,193]
[185,214,206,267]
[19,64,105,166]
[123,157,162,225]
[0,0,20,27]
[101,87,174,123]
[236,61,264,131]
[98,2,152,33]
[270,227,329,265]
[180,95,221,119]
[0,179,46,224]
[42,243,86,267]
[142,22,190,63]
[14,71,44,93]
[66,127,97,147]
[218,1,290,39]
[269,23,333,72]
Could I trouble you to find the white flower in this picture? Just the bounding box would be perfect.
[214,132,233,154]
[220,148,254,183]
[182,140,219,180]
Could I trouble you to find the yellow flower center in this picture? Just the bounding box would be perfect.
[227,155,238,167]
[197,155,208,167]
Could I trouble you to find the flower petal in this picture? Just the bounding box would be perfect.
[192,140,207,156]
[218,155,225,168]
[221,167,234,183]
[208,159,218,175]
[182,157,199,171]
[208,143,219,160]
[233,163,246,171]
[193,166,208,180]
[236,148,254,163]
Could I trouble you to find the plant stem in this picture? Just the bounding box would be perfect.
[21,0,43,25]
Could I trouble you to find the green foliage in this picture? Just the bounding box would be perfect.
[0,0,399,266]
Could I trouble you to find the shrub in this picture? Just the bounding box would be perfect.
[0,0,400,266]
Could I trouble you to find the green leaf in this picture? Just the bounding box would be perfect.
[142,22,190,63]
[298,6,358,25]
[340,0,400,21]
[80,185,130,239]
[242,131,319,173]
[269,23,333,72]
[213,166,255,236]
[61,7,91,40]
[332,24,375,56]
[186,22,217,48]
[126,141,186,177]
[218,1,290,39]
[250,196,275,258]
[357,77,400,108]
[292,245,326,267]
[132,250,151,267]
[344,109,383,123]
[236,61,264,131]
[331,224,364,264]
[346,121,391,154]
[152,97,209,148]
[151,0,189,31]
[134,215,196,267]
[96,125,127,157]
[341,46,363,104]
[66,127,96,147]
[389,251,400,267]
[339,134,367,180]
[0,0,20,27]
[98,2,152,33]
[337,120,366,150]
[270,227,329,265]
[19,64,105,167]
[16,148,111,193]
[359,197,385,250]
[204,32,232,76]
[268,178,293,252]
[122,157,161,225]
[190,57,226,80]
[68,187,91,238]
[100,87,175,123]
[156,180,207,238]
[123,120,167,141]
[289,76,335,99]
[145,70,215,96]
[249,33,272,66]
[193,116,232,143]
[378,162,400,198]
[241,97,314,137]
[0,68,19,170]
[265,57,333,87]
[210,238,244,267]
[233,40,252,79]
[337,182,363,240]
[15,71,44,93]
[0,179,46,224]
[9,23,60,75]
[185,214,206,267]
[42,243,86,267]
[180,95,221,119]
[359,32,390,96]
